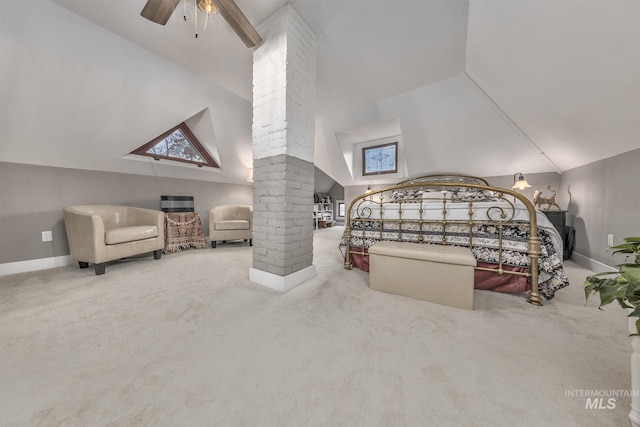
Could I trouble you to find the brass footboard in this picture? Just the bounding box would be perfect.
[343,175,542,306]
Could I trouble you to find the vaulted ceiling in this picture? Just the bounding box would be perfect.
[2,1,639,186]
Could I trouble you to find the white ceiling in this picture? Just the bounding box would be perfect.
[466,0,640,172]
[50,0,469,115]
[2,1,639,187]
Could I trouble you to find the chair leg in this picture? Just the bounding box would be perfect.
[153,249,162,260]
[79,262,89,269]
[94,263,106,275]
[249,239,253,246]
[211,241,217,248]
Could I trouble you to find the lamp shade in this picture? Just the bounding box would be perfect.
[512,173,531,191]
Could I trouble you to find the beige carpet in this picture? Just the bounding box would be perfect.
[0,227,632,426]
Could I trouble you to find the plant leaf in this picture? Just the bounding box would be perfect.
[584,235,640,323]
[587,271,620,279]
[621,265,640,285]
[617,298,634,309]
[598,281,628,307]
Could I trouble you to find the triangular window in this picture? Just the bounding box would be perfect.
[131,122,219,168]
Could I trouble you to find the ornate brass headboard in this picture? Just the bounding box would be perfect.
[398,173,489,186]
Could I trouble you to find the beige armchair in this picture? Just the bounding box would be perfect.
[63,205,165,275]
[208,205,253,248]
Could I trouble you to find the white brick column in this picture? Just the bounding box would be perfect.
[249,4,317,292]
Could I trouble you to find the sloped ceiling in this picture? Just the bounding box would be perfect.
[466,0,640,172]
[1,0,253,184]
[48,0,469,115]
[316,74,562,186]
[314,167,337,194]
[2,0,639,186]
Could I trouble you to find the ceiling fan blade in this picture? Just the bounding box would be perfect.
[141,0,182,25]
[215,0,263,48]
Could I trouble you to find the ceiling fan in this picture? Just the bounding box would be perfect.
[141,0,263,48]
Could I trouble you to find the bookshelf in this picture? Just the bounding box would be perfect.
[313,203,334,229]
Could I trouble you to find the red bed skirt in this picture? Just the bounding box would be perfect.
[349,250,530,294]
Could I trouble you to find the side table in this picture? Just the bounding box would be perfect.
[541,210,575,260]
[164,212,209,253]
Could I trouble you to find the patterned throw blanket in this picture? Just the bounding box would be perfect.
[164,212,209,253]
[340,220,570,300]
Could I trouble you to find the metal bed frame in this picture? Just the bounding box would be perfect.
[343,174,543,305]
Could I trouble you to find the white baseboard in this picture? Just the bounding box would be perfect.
[249,265,317,292]
[570,251,617,272]
[0,255,73,277]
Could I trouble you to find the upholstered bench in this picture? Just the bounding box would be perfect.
[368,241,477,310]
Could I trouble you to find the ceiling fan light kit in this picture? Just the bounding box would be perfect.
[141,0,263,47]
[184,0,217,38]
[197,0,218,15]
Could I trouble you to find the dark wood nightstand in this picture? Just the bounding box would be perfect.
[541,210,575,260]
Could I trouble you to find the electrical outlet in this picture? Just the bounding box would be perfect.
[608,234,614,247]
[42,231,52,242]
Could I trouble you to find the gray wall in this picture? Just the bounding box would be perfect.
[483,172,563,207]
[0,162,253,264]
[560,149,640,268]
[327,183,344,204]
[328,183,345,225]
[4,150,638,270]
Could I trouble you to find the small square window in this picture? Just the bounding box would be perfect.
[362,142,398,176]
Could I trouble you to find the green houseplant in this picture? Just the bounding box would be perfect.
[585,237,640,336]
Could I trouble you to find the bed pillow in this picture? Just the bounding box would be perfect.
[390,189,427,202]
[449,188,498,202]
